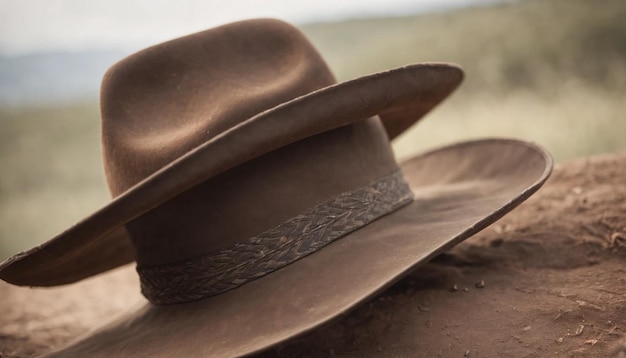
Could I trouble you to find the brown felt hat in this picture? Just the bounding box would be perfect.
[0,19,552,356]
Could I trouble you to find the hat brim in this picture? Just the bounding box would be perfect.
[45,138,552,357]
[0,63,464,286]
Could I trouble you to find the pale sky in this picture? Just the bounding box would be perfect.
[0,0,497,56]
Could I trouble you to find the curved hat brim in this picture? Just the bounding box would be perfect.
[45,138,552,357]
[0,63,463,286]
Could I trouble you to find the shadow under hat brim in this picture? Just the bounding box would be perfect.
[46,138,552,357]
[0,63,464,286]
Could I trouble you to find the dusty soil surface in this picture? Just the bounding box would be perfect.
[1,152,625,357]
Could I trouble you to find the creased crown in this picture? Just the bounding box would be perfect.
[101,19,336,197]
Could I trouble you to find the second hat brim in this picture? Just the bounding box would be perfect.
[44,138,552,357]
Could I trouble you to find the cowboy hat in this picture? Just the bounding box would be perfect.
[0,18,552,356]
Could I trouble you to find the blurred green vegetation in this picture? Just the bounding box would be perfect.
[0,103,106,257]
[1,0,625,259]
[301,0,626,160]
[303,0,626,94]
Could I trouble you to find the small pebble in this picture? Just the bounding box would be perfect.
[475,280,485,289]
[451,284,459,292]
[556,337,564,344]
[464,350,471,357]
[575,324,585,336]
[463,287,469,292]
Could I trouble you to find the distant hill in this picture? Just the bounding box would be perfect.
[0,50,129,106]
[0,0,624,106]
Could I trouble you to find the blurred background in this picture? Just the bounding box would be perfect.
[1,0,625,260]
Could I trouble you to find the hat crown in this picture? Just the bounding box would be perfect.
[101,19,336,196]
[100,19,400,267]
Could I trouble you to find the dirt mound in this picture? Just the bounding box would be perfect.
[1,152,625,357]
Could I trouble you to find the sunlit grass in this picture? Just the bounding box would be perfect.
[0,103,109,256]
[393,82,626,161]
